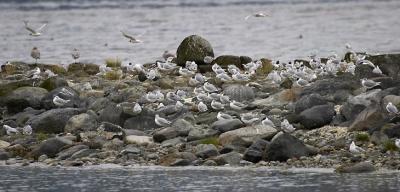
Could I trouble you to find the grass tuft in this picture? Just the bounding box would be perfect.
[200,137,220,146]
[354,133,370,142]
[105,58,121,68]
[383,140,398,152]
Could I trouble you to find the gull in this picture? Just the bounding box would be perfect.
[197,102,208,112]
[179,67,195,77]
[217,112,234,121]
[295,78,310,87]
[175,100,184,110]
[208,93,221,101]
[155,90,165,102]
[372,65,382,74]
[155,114,171,127]
[194,73,208,84]
[261,117,275,127]
[212,63,222,72]
[146,69,157,80]
[71,48,80,64]
[196,93,209,102]
[157,61,177,73]
[24,21,47,36]
[44,69,57,78]
[386,102,399,114]
[53,95,70,107]
[82,82,92,91]
[240,112,260,125]
[227,65,240,75]
[146,92,158,103]
[361,78,380,89]
[204,56,214,64]
[216,73,232,82]
[194,87,205,94]
[133,103,142,114]
[176,90,187,98]
[244,12,270,20]
[31,47,40,64]
[230,100,247,110]
[395,139,400,149]
[22,125,32,135]
[157,103,165,110]
[281,119,295,133]
[357,60,375,68]
[162,50,176,61]
[3,125,19,135]
[189,77,202,87]
[60,87,75,97]
[121,31,143,43]
[219,94,230,104]
[185,61,198,72]
[232,72,250,82]
[166,92,181,103]
[349,141,365,153]
[211,100,224,110]
[203,82,218,93]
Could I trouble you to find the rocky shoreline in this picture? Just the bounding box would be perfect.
[1,35,400,173]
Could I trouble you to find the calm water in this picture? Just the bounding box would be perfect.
[0,165,399,192]
[0,0,400,65]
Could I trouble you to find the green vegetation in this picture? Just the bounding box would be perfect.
[355,133,370,142]
[105,70,122,80]
[383,140,398,152]
[36,133,49,142]
[105,57,121,68]
[200,137,220,146]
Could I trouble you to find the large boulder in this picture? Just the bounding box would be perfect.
[67,63,100,77]
[212,55,252,69]
[219,125,277,147]
[243,139,269,163]
[64,113,99,133]
[40,76,69,91]
[223,84,255,102]
[41,86,81,110]
[176,35,214,66]
[213,151,242,166]
[349,106,386,131]
[123,109,157,130]
[366,53,400,79]
[194,144,219,159]
[298,104,335,129]
[4,87,48,113]
[30,137,73,159]
[264,132,313,162]
[26,108,83,134]
[211,119,244,133]
[335,161,376,173]
[294,93,328,113]
[56,144,89,160]
[98,103,124,126]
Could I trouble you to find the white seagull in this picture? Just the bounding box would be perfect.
[361,78,380,89]
[155,114,171,127]
[53,95,70,107]
[197,102,208,112]
[217,112,234,121]
[386,102,399,114]
[261,117,275,127]
[281,119,295,133]
[211,100,224,110]
[372,65,382,75]
[3,125,19,135]
[22,125,33,135]
[24,21,47,36]
[395,139,400,149]
[349,141,365,153]
[133,103,142,114]
[230,100,247,110]
[121,31,143,43]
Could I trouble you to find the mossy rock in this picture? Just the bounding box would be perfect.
[67,63,99,77]
[0,64,16,75]
[280,78,293,89]
[0,79,36,97]
[40,76,69,91]
[83,63,100,75]
[257,58,273,75]
[213,55,241,69]
[176,35,214,66]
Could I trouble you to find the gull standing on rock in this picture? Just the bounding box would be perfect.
[361,78,380,89]
[155,114,171,127]
[372,65,382,75]
[230,100,247,110]
[204,56,214,64]
[349,141,365,153]
[121,31,143,43]
[386,102,399,114]
[3,125,19,135]
[217,112,234,121]
[162,50,176,61]
[197,102,208,112]
[240,112,260,125]
[261,117,275,127]
[31,47,40,64]
[133,103,142,114]
[281,119,295,133]
[71,48,80,64]
[24,21,47,36]
[53,95,70,107]
[203,82,218,93]
[211,100,224,110]
[22,125,33,135]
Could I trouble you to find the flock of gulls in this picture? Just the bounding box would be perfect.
[2,13,400,154]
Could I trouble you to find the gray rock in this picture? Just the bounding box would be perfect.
[57,144,89,160]
[0,149,9,160]
[213,151,242,166]
[349,106,386,131]
[300,75,359,98]
[223,84,255,102]
[243,139,269,163]
[65,113,98,133]
[125,135,153,146]
[212,119,244,133]
[171,119,193,135]
[161,137,185,147]
[366,53,400,79]
[31,137,73,158]
[355,64,383,79]
[382,124,400,138]
[298,104,335,129]
[123,110,157,131]
[265,132,312,162]
[89,98,111,113]
[153,126,187,143]
[40,76,69,91]
[41,86,81,110]
[213,55,241,68]
[9,108,45,127]
[187,128,219,142]
[335,161,376,173]
[195,112,218,125]
[294,93,328,113]
[5,87,48,113]
[194,144,219,159]
[99,103,124,126]
[176,35,214,66]
[219,125,277,147]
[70,149,97,160]
[160,152,197,166]
[27,108,83,134]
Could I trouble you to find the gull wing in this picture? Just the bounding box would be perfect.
[23,21,37,33]
[121,31,135,40]
[36,22,48,32]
